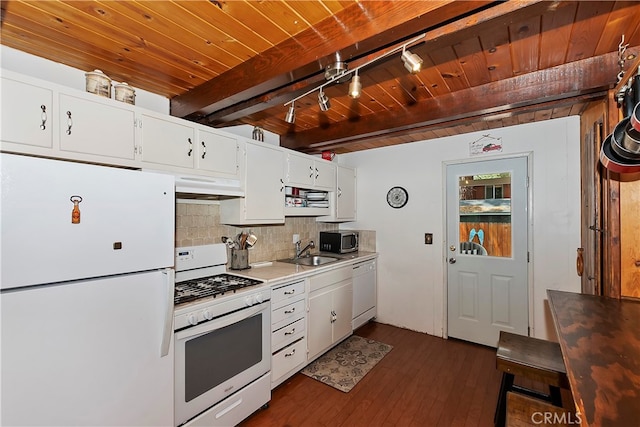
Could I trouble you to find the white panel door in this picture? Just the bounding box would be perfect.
[244,142,285,221]
[1,77,53,148]
[140,113,195,169]
[58,93,136,160]
[446,156,529,347]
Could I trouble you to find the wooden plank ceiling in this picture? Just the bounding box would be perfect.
[2,1,640,154]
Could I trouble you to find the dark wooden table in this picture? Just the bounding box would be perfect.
[547,290,640,427]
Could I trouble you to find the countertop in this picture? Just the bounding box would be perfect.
[547,290,640,427]
[227,251,378,285]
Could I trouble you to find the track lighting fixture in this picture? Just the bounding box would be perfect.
[282,33,426,124]
[318,88,331,111]
[284,102,296,124]
[401,48,423,74]
[348,70,362,99]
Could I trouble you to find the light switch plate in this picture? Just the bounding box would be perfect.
[425,233,433,245]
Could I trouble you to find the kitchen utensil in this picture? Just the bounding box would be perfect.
[246,232,258,247]
[240,232,248,249]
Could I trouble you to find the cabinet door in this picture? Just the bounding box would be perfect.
[244,142,284,221]
[313,160,336,191]
[59,94,136,160]
[197,128,239,178]
[1,77,53,149]
[307,288,334,361]
[336,166,357,220]
[286,152,314,188]
[332,280,353,342]
[140,113,195,169]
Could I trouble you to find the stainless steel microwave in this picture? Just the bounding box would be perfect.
[319,231,359,254]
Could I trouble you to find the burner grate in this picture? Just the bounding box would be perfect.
[174,274,262,305]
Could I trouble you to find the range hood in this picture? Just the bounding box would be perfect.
[145,170,244,198]
[175,175,244,198]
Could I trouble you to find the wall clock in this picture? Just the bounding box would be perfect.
[386,186,408,208]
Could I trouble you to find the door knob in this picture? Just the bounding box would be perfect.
[449,257,456,264]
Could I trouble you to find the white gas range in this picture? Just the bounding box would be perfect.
[173,244,271,427]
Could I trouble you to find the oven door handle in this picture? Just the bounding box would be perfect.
[175,303,267,341]
[160,268,175,357]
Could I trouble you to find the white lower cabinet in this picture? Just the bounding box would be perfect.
[307,266,353,362]
[270,279,307,388]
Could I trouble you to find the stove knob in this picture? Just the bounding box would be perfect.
[202,309,213,321]
[187,313,198,326]
[244,296,254,307]
[254,294,264,304]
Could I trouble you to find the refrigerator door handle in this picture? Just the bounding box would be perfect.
[160,268,175,357]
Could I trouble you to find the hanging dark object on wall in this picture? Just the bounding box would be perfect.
[600,87,640,173]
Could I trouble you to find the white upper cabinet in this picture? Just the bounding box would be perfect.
[314,159,336,190]
[335,165,357,221]
[1,73,137,165]
[58,93,136,161]
[196,127,240,179]
[1,77,53,150]
[220,140,285,225]
[317,165,357,222]
[139,112,196,169]
[285,150,336,191]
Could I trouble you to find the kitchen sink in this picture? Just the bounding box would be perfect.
[278,255,340,266]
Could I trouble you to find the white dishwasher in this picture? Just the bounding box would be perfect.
[352,258,377,330]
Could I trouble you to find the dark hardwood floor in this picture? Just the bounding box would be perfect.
[241,322,503,427]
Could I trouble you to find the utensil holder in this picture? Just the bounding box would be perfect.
[230,249,249,270]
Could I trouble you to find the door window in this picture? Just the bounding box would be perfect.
[458,172,512,258]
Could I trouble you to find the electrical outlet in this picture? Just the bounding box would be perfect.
[293,234,300,243]
[425,233,433,245]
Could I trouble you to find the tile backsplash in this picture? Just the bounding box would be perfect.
[176,202,376,264]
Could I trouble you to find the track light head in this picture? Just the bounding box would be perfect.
[401,48,423,74]
[284,103,296,124]
[318,89,331,111]
[348,73,362,99]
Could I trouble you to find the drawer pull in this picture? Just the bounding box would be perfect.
[284,328,296,336]
[284,307,296,314]
[284,289,296,295]
[284,348,296,357]
[40,105,47,130]
[66,111,73,135]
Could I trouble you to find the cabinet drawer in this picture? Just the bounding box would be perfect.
[271,280,305,308]
[309,266,352,293]
[272,299,305,329]
[272,338,306,384]
[272,317,305,351]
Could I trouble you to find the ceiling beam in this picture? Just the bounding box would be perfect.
[170,0,496,119]
[193,0,554,126]
[280,47,638,151]
[302,93,604,153]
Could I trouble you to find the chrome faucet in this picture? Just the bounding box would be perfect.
[295,239,315,259]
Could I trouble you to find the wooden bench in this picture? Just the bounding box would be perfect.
[494,331,570,427]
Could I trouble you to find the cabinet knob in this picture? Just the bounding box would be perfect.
[187,138,193,157]
[201,141,206,159]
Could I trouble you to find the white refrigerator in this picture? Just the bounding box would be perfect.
[1,153,175,426]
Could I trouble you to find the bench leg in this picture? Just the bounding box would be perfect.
[494,372,514,427]
[549,385,562,407]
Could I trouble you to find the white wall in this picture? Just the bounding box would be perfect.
[340,117,581,341]
[1,46,170,113]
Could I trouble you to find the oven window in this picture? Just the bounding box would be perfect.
[184,313,263,402]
